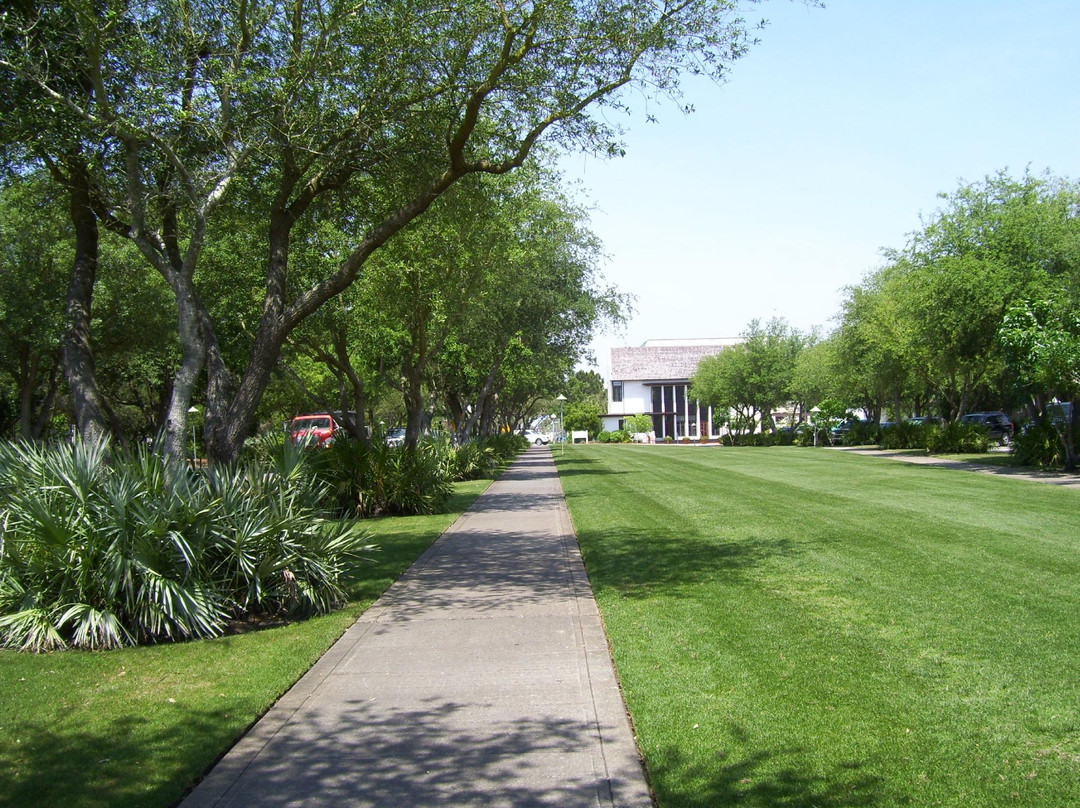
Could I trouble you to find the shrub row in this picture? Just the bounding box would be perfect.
[722,429,813,447]
[313,433,526,519]
[0,440,371,652]
[837,421,991,453]
[713,421,995,454]
[0,433,528,652]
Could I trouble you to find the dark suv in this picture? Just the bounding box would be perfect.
[960,411,1014,445]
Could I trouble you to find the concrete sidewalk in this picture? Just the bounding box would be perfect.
[181,447,653,808]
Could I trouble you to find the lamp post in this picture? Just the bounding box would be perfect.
[187,406,200,468]
[556,394,567,453]
[810,406,821,448]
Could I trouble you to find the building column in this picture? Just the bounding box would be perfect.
[683,386,689,438]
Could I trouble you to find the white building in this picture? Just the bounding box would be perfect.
[602,338,741,440]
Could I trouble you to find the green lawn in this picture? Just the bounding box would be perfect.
[0,481,490,808]
[556,445,1080,808]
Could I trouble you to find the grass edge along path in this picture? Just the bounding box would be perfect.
[0,480,491,808]
[555,445,1080,808]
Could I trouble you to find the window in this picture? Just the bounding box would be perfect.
[612,381,623,403]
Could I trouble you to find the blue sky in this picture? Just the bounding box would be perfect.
[566,0,1080,379]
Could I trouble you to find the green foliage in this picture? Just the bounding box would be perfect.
[4,0,762,461]
[789,336,836,412]
[314,432,525,519]
[315,438,455,518]
[0,440,372,651]
[624,413,653,434]
[998,296,1080,469]
[692,318,806,432]
[878,421,927,450]
[0,172,69,439]
[999,298,1080,398]
[1012,419,1065,467]
[563,401,603,436]
[793,425,818,446]
[480,433,529,463]
[564,369,608,410]
[360,166,628,442]
[451,440,500,482]
[832,170,1080,425]
[611,429,632,443]
[772,428,796,446]
[596,430,612,443]
[925,422,991,454]
[453,434,527,480]
[841,420,881,447]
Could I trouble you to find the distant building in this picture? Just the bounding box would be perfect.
[603,338,741,440]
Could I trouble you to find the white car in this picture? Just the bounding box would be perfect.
[522,429,550,445]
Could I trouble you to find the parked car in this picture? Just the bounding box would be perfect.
[385,427,407,448]
[1046,401,1074,429]
[522,429,550,445]
[830,417,869,438]
[959,411,1014,445]
[287,413,340,448]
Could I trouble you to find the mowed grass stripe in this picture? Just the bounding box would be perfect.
[0,482,491,808]
[556,445,1080,808]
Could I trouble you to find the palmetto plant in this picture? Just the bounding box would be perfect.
[316,437,455,518]
[0,440,371,651]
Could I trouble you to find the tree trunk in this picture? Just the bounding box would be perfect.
[333,330,369,446]
[1062,397,1078,473]
[208,319,280,464]
[200,305,234,459]
[162,281,207,465]
[206,209,292,464]
[62,160,112,445]
[32,362,62,439]
[461,356,505,438]
[403,367,426,449]
[17,352,38,441]
[446,393,467,442]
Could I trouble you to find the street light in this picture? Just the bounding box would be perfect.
[810,406,821,448]
[556,394,567,453]
[187,406,200,468]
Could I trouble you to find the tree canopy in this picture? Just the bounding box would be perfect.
[823,169,1080,432]
[690,317,804,434]
[2,0,768,461]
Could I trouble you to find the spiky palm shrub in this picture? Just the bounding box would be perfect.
[925,422,991,454]
[0,440,371,651]
[878,422,926,450]
[201,443,372,617]
[841,421,881,446]
[453,441,500,481]
[1012,419,1063,467]
[315,437,455,517]
[0,441,220,651]
[381,440,455,515]
[453,434,528,479]
[485,433,529,459]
